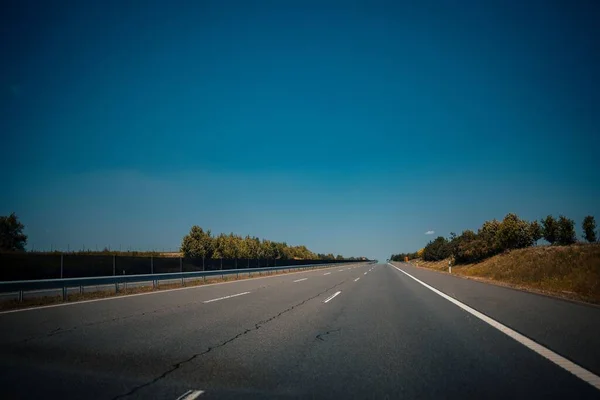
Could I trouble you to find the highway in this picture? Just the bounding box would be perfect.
[1,262,599,399]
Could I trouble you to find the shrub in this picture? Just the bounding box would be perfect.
[582,216,597,243]
[496,213,533,250]
[556,215,576,245]
[541,215,558,244]
[423,236,450,261]
[529,221,542,244]
[478,219,501,253]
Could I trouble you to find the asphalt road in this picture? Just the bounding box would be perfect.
[0,263,598,399]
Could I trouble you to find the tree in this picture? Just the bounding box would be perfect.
[478,219,501,252]
[496,213,533,250]
[582,216,597,243]
[336,254,344,260]
[529,221,542,244]
[541,215,558,245]
[423,236,450,261]
[261,239,275,259]
[180,226,214,258]
[556,215,576,245]
[0,213,27,252]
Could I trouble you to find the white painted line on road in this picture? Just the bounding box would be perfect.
[388,263,600,391]
[338,269,343,271]
[354,278,360,282]
[203,291,250,304]
[324,272,331,275]
[323,291,342,303]
[293,278,308,282]
[0,265,347,315]
[176,389,204,400]
[364,272,367,275]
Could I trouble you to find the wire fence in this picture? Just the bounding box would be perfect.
[0,253,357,281]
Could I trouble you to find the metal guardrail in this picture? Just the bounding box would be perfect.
[0,261,374,302]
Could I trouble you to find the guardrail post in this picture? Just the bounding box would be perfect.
[115,282,119,293]
[18,290,23,302]
[62,287,67,301]
[180,257,184,286]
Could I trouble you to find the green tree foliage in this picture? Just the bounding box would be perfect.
[0,213,28,252]
[389,252,419,261]
[556,215,576,245]
[394,212,584,266]
[529,221,542,244]
[453,229,494,264]
[180,226,213,258]
[582,216,597,243]
[496,213,533,250]
[541,215,558,245]
[180,226,358,260]
[478,220,500,246]
[423,236,450,261]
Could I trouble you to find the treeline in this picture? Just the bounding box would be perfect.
[1,214,366,260]
[391,214,597,264]
[180,225,362,260]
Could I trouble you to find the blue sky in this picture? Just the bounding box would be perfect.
[2,1,599,260]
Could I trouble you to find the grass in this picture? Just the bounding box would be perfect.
[408,244,600,304]
[0,265,346,312]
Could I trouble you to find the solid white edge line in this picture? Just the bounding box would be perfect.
[354,278,360,282]
[387,263,600,391]
[293,278,308,282]
[202,291,250,303]
[176,389,205,400]
[323,272,331,275]
[323,291,342,303]
[0,263,369,315]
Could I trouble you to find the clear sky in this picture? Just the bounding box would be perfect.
[2,1,599,260]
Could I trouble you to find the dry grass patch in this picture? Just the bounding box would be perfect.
[411,244,600,304]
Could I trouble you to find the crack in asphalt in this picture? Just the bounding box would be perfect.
[315,328,342,342]
[17,285,272,345]
[110,280,346,400]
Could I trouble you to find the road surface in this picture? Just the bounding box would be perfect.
[1,262,599,399]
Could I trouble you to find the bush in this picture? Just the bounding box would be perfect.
[423,236,450,261]
[456,239,498,263]
[556,215,576,245]
[0,213,27,252]
[582,216,597,243]
[496,213,534,250]
[542,215,558,244]
[529,221,542,244]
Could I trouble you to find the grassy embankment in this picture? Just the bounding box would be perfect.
[409,244,600,304]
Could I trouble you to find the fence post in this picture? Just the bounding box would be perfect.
[60,254,64,279]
